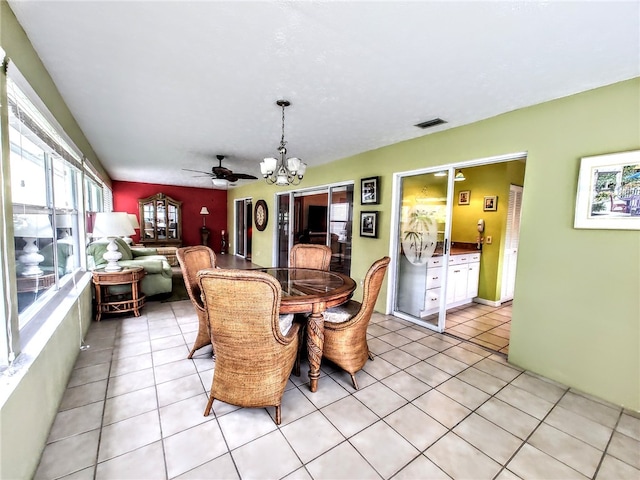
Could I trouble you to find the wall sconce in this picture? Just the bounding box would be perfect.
[454,169,466,181]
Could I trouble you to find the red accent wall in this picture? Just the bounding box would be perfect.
[112,180,227,251]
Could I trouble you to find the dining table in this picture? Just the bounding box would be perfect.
[258,267,357,392]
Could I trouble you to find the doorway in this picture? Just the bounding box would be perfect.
[391,155,526,354]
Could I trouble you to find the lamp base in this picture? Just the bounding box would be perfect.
[19,237,45,276]
[103,237,123,272]
[200,226,210,246]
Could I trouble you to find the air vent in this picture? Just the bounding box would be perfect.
[415,118,447,129]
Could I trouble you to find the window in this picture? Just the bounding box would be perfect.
[5,74,86,340]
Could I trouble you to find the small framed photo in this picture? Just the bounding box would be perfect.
[574,150,640,230]
[361,176,380,205]
[360,211,378,238]
[483,196,498,211]
[458,190,470,205]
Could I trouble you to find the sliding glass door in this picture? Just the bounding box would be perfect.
[394,170,452,331]
[275,183,354,274]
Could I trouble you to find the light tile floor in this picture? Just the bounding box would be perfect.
[35,299,639,479]
[445,302,512,355]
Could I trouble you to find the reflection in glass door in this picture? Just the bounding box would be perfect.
[276,183,354,275]
[276,194,291,267]
[328,185,353,275]
[394,171,452,331]
[234,198,252,258]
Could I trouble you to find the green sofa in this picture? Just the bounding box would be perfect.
[87,237,173,296]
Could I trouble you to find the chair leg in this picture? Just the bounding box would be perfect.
[293,320,306,376]
[350,374,359,390]
[204,394,215,416]
[275,405,282,425]
[293,353,300,377]
[368,350,374,361]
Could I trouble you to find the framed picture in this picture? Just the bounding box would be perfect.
[574,150,640,230]
[360,211,378,237]
[483,196,498,211]
[361,176,380,205]
[458,190,470,205]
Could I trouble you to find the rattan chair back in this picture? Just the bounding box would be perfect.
[289,243,332,270]
[323,256,390,389]
[176,245,217,358]
[198,268,300,424]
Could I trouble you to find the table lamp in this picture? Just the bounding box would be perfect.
[14,214,54,276]
[92,212,135,272]
[124,214,140,245]
[55,213,74,242]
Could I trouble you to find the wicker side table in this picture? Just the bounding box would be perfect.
[92,266,146,321]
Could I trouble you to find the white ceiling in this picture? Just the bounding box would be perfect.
[8,1,640,189]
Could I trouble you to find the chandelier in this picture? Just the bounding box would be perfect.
[260,100,306,186]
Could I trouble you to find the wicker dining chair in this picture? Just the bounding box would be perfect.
[289,243,332,270]
[176,245,217,358]
[288,243,332,374]
[198,268,300,425]
[322,256,391,389]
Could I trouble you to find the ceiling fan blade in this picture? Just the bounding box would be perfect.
[231,173,258,180]
[226,175,239,183]
[182,168,213,176]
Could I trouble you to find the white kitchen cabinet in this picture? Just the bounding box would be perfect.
[466,260,480,299]
[421,252,481,317]
[448,263,469,303]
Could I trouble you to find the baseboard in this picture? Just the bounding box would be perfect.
[474,297,502,307]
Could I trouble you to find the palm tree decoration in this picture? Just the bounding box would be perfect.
[402,207,437,265]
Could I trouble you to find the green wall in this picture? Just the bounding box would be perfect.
[230,78,640,410]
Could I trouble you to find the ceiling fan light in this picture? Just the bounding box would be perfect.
[212,178,228,188]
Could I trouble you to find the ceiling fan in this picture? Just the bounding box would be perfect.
[183,155,258,183]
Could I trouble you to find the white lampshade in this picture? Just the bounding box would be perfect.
[212,178,228,189]
[55,214,74,229]
[14,214,54,238]
[93,212,135,238]
[454,169,466,182]
[92,212,135,272]
[276,171,289,186]
[128,214,140,230]
[261,157,278,175]
[287,157,301,173]
[199,206,210,215]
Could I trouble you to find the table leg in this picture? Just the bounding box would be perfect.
[132,278,141,317]
[95,285,103,322]
[306,302,326,392]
